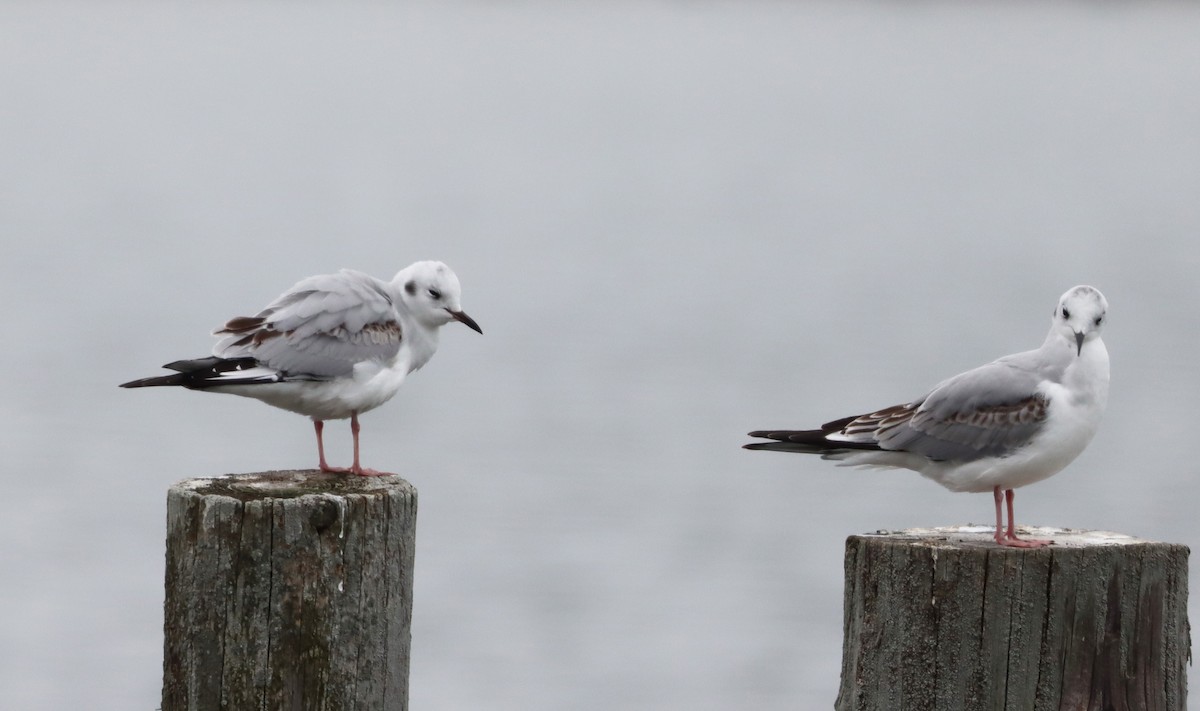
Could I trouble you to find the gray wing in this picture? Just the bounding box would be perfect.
[846,353,1051,461]
[212,269,402,378]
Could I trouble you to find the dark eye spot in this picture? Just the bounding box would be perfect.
[427,288,442,300]
[1062,307,1071,319]
[1094,316,1102,326]
[405,280,416,296]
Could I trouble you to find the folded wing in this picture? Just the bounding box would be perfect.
[214,269,403,379]
[747,357,1051,463]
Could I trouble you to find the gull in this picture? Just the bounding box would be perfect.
[744,286,1109,548]
[120,261,482,476]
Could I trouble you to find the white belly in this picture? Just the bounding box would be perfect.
[211,360,408,421]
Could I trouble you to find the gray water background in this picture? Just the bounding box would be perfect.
[3,2,1200,708]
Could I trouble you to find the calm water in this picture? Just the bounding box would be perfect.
[3,2,1200,709]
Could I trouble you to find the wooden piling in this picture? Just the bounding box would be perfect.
[162,470,417,711]
[836,526,1189,711]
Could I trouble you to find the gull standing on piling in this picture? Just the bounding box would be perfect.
[745,285,1109,548]
[121,260,482,476]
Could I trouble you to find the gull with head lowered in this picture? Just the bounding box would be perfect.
[121,261,482,476]
[745,285,1109,548]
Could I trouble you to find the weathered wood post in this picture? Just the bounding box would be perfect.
[836,526,1190,711]
[162,470,417,711]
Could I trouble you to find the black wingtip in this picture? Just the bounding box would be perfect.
[119,356,264,389]
[744,425,885,455]
[746,429,803,442]
[744,430,801,451]
[743,440,840,455]
[119,374,186,388]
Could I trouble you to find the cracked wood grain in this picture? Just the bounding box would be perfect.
[836,527,1189,711]
[162,471,417,711]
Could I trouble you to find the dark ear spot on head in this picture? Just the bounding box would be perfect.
[405,280,416,296]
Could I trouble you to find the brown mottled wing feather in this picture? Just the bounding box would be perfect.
[212,269,402,378]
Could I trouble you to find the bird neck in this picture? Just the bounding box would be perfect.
[402,322,440,373]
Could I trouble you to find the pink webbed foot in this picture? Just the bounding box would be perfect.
[349,466,394,477]
[994,531,1054,549]
[991,487,1053,549]
[318,463,394,477]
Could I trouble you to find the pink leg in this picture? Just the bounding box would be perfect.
[993,487,1053,548]
[314,420,351,474]
[992,486,1005,544]
[348,412,391,477]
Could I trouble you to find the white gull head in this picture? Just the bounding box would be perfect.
[393,261,482,334]
[1051,285,1107,357]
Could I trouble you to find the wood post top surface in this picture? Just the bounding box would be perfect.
[169,469,416,502]
[852,525,1187,551]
